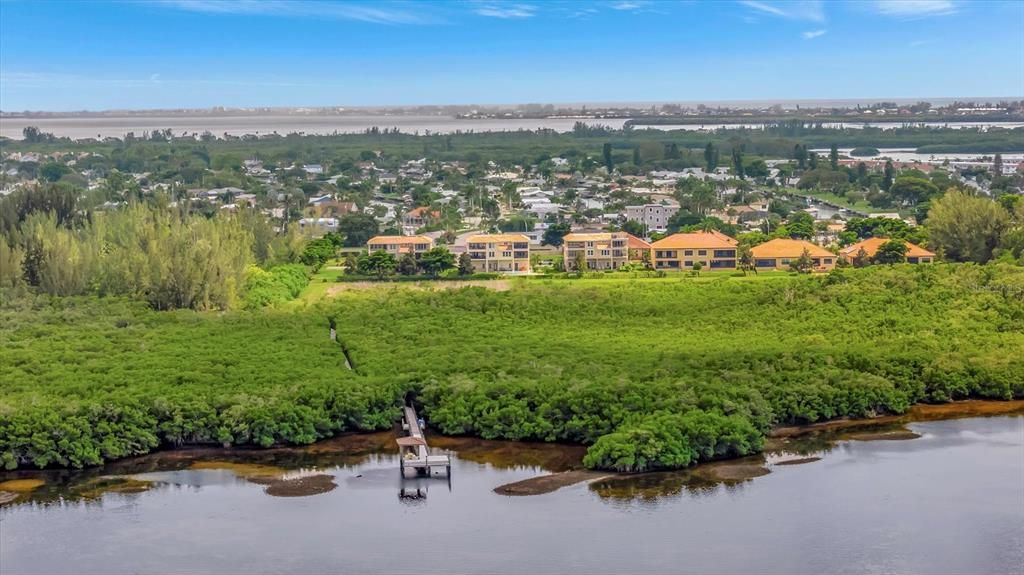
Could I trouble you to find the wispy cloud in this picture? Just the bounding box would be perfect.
[569,7,600,18]
[909,39,932,47]
[802,29,826,39]
[473,3,536,18]
[151,0,438,25]
[738,0,825,22]
[611,1,646,10]
[873,1,957,17]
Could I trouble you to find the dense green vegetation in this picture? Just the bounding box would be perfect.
[2,265,1022,472]
[0,297,399,469]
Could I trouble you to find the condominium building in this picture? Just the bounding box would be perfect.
[466,234,531,273]
[366,235,434,258]
[625,204,680,233]
[839,237,936,264]
[563,232,630,271]
[751,238,836,271]
[650,230,738,271]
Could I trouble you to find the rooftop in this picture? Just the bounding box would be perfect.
[468,233,531,243]
[839,237,935,258]
[751,238,833,258]
[367,235,433,245]
[650,230,738,249]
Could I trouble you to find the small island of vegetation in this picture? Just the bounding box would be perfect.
[849,147,881,157]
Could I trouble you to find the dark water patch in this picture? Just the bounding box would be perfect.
[428,435,587,472]
[773,456,822,466]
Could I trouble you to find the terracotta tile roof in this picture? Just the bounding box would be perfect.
[839,237,935,258]
[407,206,440,217]
[367,235,433,246]
[625,233,652,249]
[467,234,530,243]
[650,230,738,249]
[564,233,616,242]
[751,238,833,258]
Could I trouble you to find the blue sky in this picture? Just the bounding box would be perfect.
[1,0,1022,111]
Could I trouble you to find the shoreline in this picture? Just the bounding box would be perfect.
[489,399,1024,496]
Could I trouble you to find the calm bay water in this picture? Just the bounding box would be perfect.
[1,115,1021,140]
[0,115,629,140]
[1,416,1022,575]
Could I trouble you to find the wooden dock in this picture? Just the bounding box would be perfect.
[397,405,451,477]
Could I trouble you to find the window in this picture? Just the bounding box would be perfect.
[780,258,791,265]
[514,242,528,250]
[684,260,693,267]
[713,250,736,258]
[469,251,486,259]
[502,251,512,258]
[684,250,693,256]
[514,251,528,259]
[600,250,610,256]
[824,258,833,265]
[698,250,707,256]
[666,260,679,268]
[755,259,776,267]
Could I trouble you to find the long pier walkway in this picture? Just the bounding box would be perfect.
[397,404,451,477]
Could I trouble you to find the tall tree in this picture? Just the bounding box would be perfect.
[829,144,839,170]
[794,144,807,170]
[704,143,718,171]
[418,246,455,276]
[731,147,745,180]
[457,252,474,275]
[926,189,1011,262]
[602,143,614,173]
[633,147,641,166]
[873,240,908,264]
[337,212,380,247]
[396,252,419,276]
[882,160,895,191]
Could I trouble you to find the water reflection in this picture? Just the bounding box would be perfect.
[1,417,1021,575]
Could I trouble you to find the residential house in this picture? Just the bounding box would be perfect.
[626,234,653,264]
[839,237,936,264]
[366,235,434,258]
[751,239,836,271]
[466,234,531,273]
[403,206,441,229]
[562,232,630,271]
[298,217,339,237]
[303,164,324,175]
[625,203,680,233]
[651,231,738,271]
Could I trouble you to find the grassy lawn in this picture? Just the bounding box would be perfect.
[792,188,890,214]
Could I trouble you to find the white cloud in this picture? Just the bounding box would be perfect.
[611,1,646,10]
[873,1,957,17]
[802,29,826,39]
[738,0,824,22]
[473,4,536,18]
[152,0,437,25]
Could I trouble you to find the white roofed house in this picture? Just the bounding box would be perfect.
[303,164,324,175]
[298,217,339,237]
